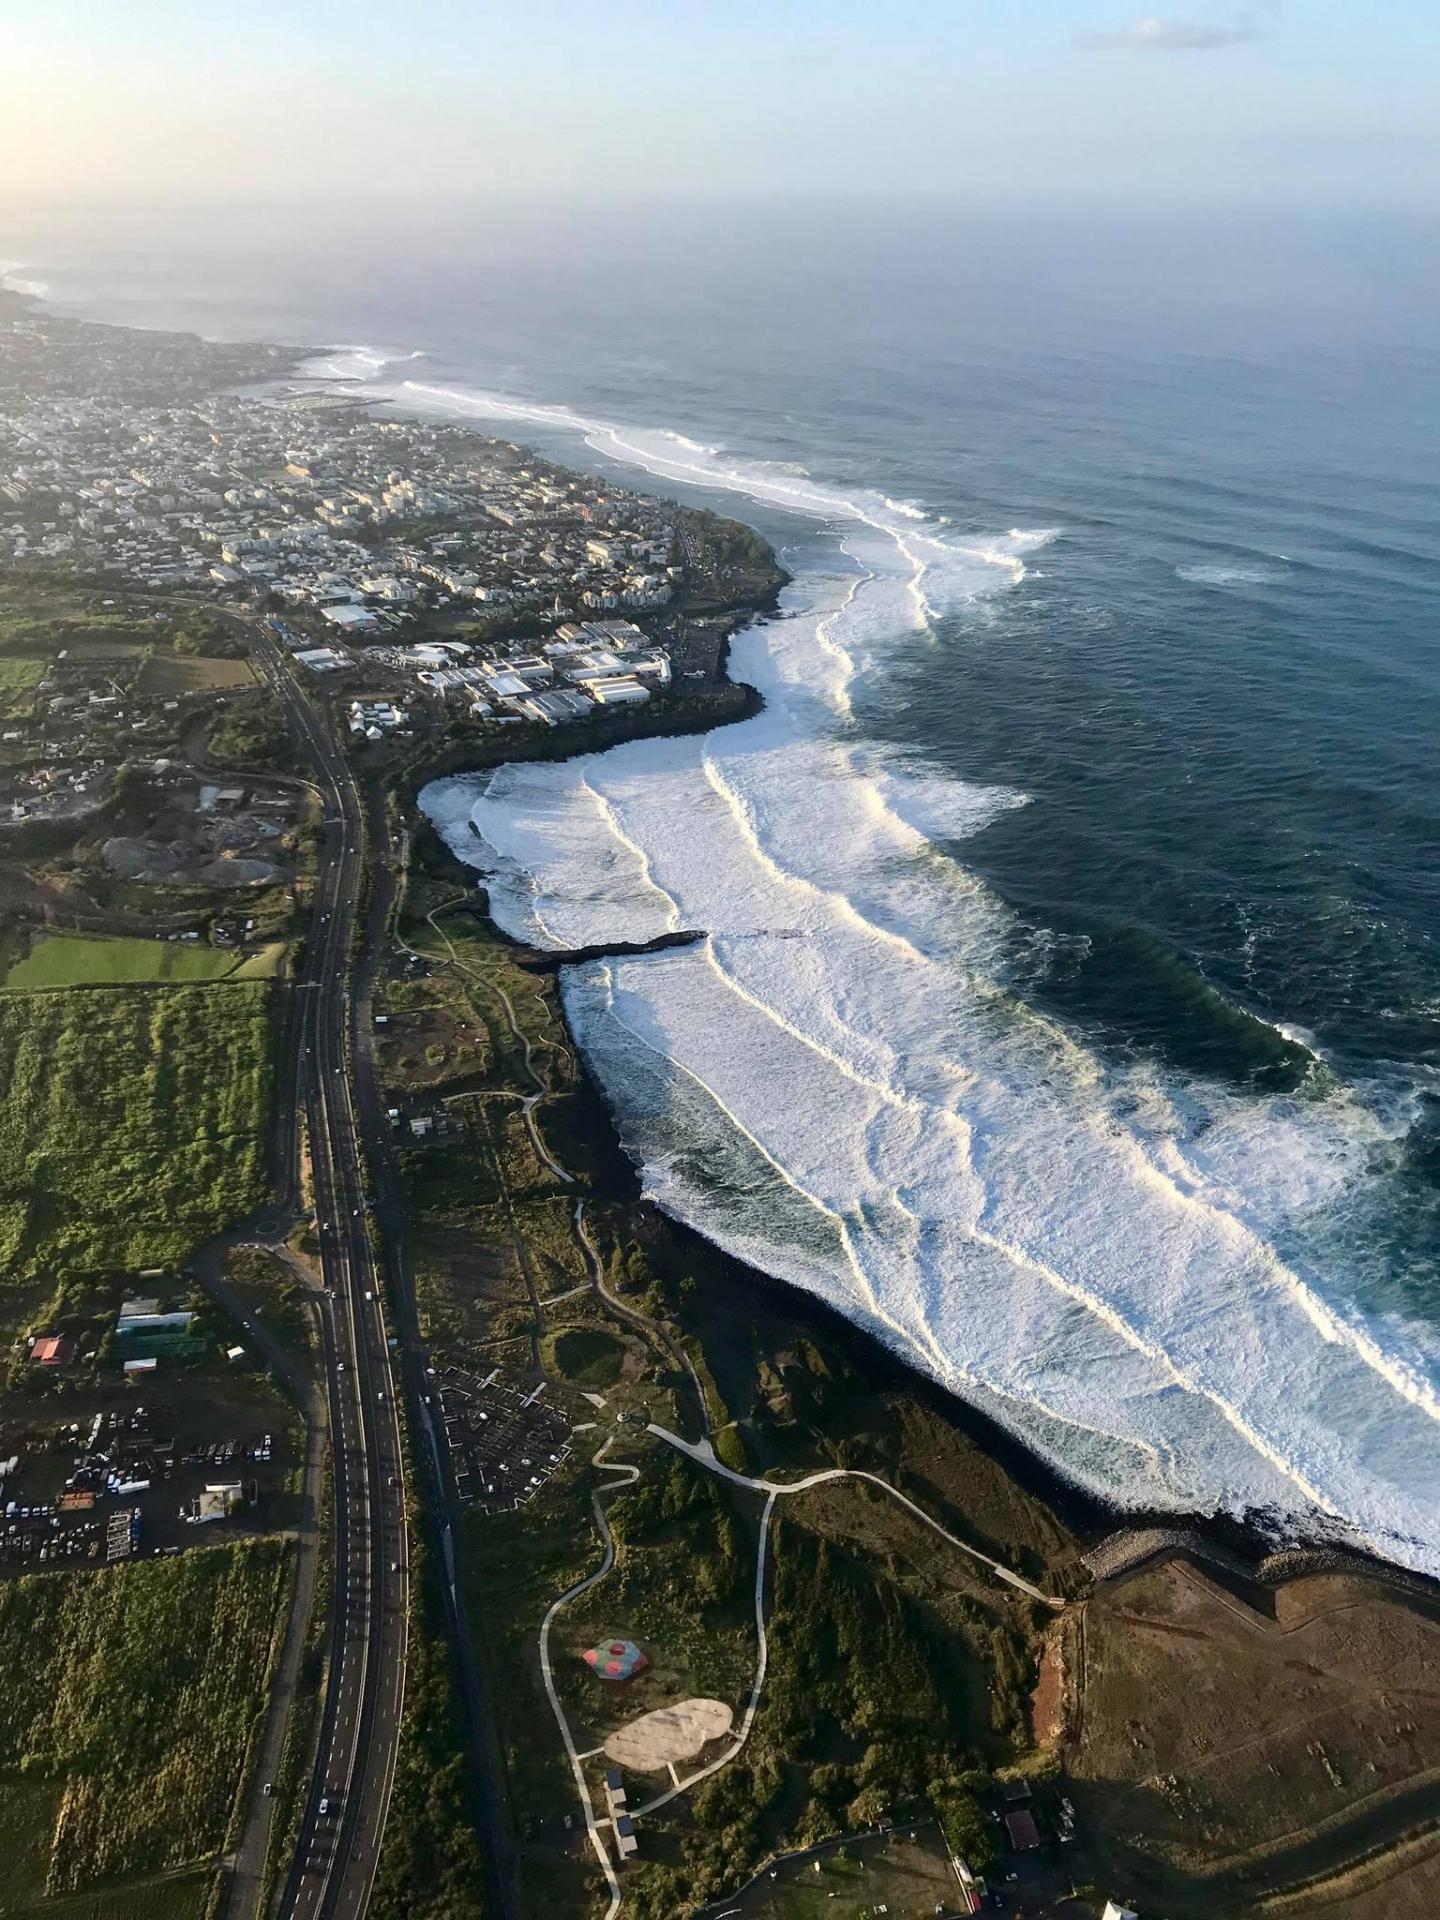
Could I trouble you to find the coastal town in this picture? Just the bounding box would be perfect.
[0,291,780,784]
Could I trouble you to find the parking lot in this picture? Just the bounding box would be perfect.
[434,1363,573,1513]
[0,1383,298,1572]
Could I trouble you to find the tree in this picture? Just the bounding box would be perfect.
[930,1778,997,1871]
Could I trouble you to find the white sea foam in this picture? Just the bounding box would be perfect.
[296,344,423,383]
[399,375,1440,1576]
[1176,560,1288,587]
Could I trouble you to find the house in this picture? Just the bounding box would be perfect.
[190,1481,244,1526]
[31,1334,76,1367]
[123,1356,158,1376]
[1102,1905,1139,1920]
[1004,1808,1040,1851]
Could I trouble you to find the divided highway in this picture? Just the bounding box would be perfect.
[252,628,410,1920]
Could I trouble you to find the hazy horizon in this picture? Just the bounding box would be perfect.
[3,0,1437,214]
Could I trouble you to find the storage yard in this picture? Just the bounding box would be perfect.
[0,1385,297,1573]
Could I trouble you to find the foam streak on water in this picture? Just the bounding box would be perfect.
[406,376,1440,1577]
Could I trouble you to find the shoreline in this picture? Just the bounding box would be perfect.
[412,832,1440,1606]
[7,264,1437,1596]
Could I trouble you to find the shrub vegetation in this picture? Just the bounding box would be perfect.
[0,981,274,1277]
[0,1540,290,1897]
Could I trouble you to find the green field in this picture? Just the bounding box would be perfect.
[0,981,275,1277]
[0,1539,291,1906]
[2,932,287,989]
[542,1324,626,1389]
[0,655,47,714]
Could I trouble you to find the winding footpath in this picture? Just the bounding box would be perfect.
[646,1425,1059,1606]
[536,1436,641,1920]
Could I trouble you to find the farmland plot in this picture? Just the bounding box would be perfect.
[0,1539,291,1897]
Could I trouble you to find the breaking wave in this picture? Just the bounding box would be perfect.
[0,263,53,302]
[296,344,425,382]
[402,378,1440,1577]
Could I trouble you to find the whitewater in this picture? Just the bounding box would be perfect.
[299,357,1440,1577]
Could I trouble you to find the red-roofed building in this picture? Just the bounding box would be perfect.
[31,1335,76,1368]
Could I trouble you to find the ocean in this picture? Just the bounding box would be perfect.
[7,200,1439,1571]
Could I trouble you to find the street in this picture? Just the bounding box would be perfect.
[251,627,410,1920]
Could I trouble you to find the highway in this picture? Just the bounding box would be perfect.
[250,626,411,1920]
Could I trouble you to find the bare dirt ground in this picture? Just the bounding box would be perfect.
[603,1696,733,1772]
[1069,1556,1440,1916]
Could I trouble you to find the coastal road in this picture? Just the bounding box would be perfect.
[352,790,523,1919]
[249,626,411,1920]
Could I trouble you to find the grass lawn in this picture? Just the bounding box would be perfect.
[2,933,289,989]
[0,981,275,1277]
[3,933,246,988]
[754,1830,962,1918]
[0,1540,291,1901]
[230,942,288,979]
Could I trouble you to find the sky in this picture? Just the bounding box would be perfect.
[1,0,1437,211]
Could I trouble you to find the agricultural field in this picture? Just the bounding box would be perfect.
[0,981,275,1279]
[134,653,254,696]
[0,655,47,717]
[0,1538,291,1909]
[0,931,278,988]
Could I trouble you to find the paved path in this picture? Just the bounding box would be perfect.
[646,1423,1061,1606]
[536,1437,641,1920]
